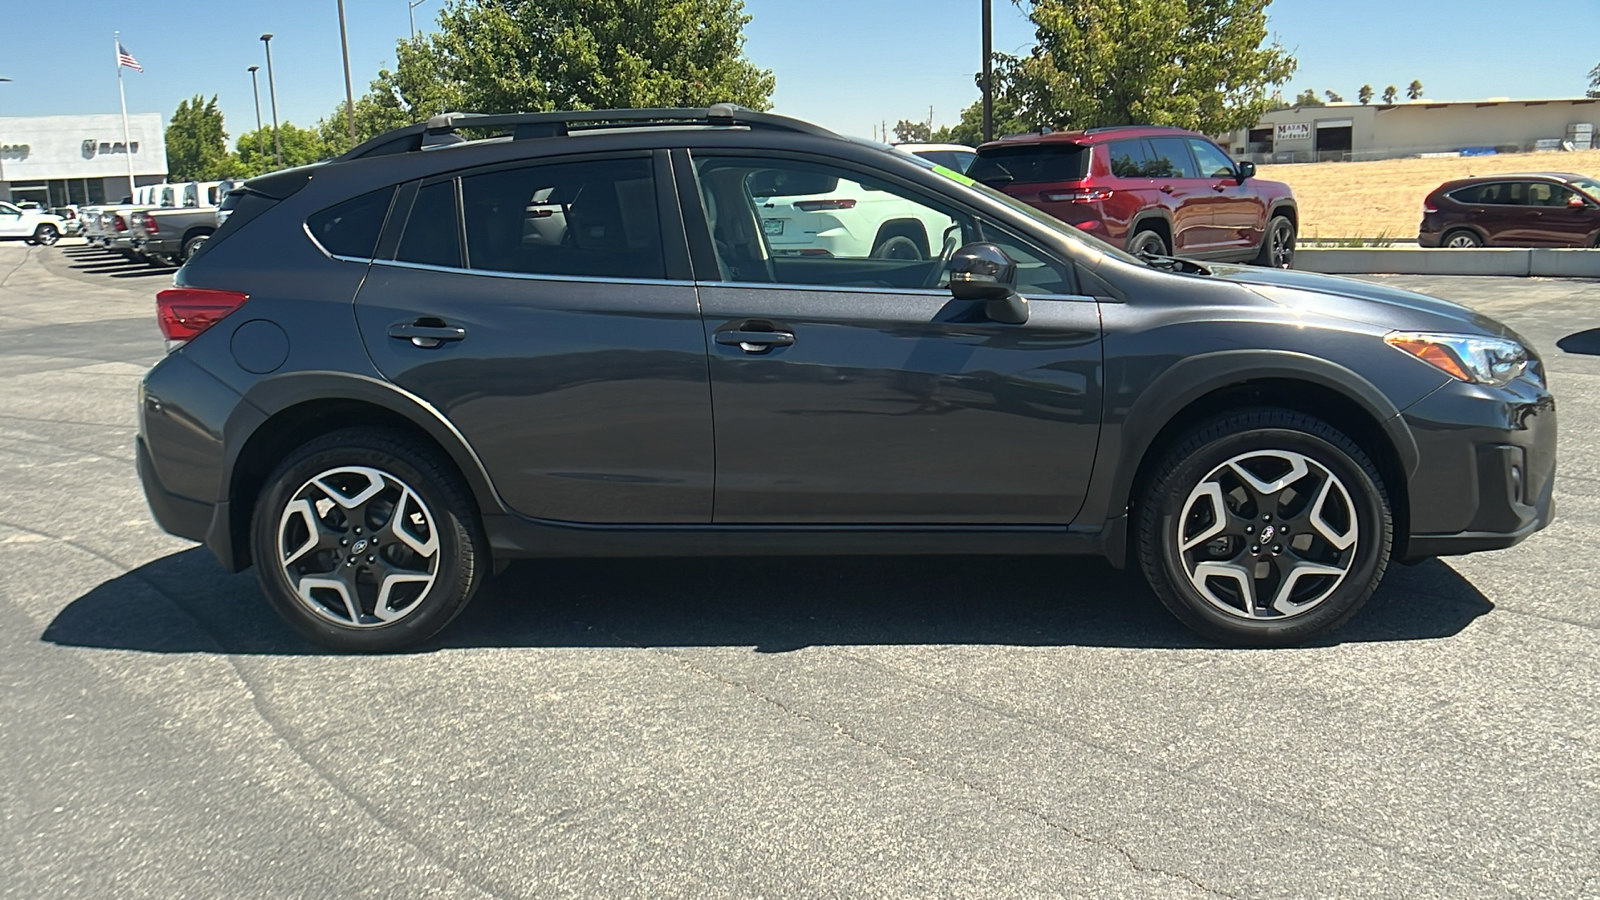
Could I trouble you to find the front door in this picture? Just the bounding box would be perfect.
[0,202,24,237]
[684,153,1103,524]
[1144,138,1211,254]
[1527,182,1598,247]
[353,152,715,524]
[1188,138,1263,256]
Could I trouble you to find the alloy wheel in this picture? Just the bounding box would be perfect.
[1270,222,1294,268]
[277,465,440,627]
[1176,449,1358,621]
[1445,232,1480,249]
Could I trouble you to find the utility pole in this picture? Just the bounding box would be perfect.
[248,66,265,169]
[338,0,358,150]
[261,34,283,168]
[982,0,993,143]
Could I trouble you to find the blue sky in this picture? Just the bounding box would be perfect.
[0,0,1595,144]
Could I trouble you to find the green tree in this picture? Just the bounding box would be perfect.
[316,94,413,154]
[165,94,238,181]
[1358,84,1373,105]
[360,0,774,127]
[1589,62,1600,98]
[989,0,1296,134]
[236,123,334,175]
[1406,79,1424,100]
[1324,90,1343,103]
[893,119,932,143]
[1382,84,1398,104]
[1294,88,1325,107]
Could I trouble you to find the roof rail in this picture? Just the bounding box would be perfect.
[1081,124,1194,135]
[339,104,836,160]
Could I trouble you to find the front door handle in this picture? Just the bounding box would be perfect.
[389,319,467,349]
[1159,184,1175,194]
[715,329,796,354]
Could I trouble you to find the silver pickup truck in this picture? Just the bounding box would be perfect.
[129,182,226,266]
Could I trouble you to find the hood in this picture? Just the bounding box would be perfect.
[1206,263,1515,338]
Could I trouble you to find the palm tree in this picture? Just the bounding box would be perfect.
[1407,80,1424,101]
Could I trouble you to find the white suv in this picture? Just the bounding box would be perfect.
[0,201,66,246]
[755,169,960,262]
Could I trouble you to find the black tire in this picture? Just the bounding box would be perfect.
[871,225,927,261]
[1252,215,1295,268]
[1128,228,1169,258]
[1135,409,1392,646]
[250,427,487,652]
[33,224,60,247]
[1442,229,1482,249]
[180,232,210,263]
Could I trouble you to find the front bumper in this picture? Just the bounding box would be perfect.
[1400,370,1555,560]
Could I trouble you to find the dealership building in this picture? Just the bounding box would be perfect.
[1222,97,1599,163]
[0,113,167,206]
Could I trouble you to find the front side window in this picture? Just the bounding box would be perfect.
[1187,139,1238,179]
[1145,139,1198,179]
[693,155,968,290]
[0,202,19,216]
[459,157,663,280]
[1527,183,1576,207]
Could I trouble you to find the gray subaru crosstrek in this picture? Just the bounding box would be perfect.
[137,106,1555,651]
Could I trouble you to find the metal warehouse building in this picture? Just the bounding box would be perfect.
[1223,97,1599,163]
[0,113,167,207]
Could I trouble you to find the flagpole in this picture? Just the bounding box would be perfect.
[114,31,136,200]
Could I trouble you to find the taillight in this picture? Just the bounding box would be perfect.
[793,199,857,212]
[113,214,128,232]
[156,288,249,342]
[143,214,159,233]
[1423,204,1438,215]
[1042,189,1112,203]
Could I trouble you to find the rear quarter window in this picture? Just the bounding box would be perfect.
[306,187,398,260]
[969,144,1090,185]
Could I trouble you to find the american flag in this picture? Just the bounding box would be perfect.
[116,42,142,72]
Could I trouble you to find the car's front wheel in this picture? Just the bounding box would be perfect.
[1128,228,1169,258]
[32,224,60,247]
[1136,409,1392,646]
[250,427,487,652]
[1253,216,1295,268]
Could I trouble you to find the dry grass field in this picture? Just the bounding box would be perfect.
[1258,149,1600,241]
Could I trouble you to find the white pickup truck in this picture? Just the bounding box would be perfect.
[0,201,66,246]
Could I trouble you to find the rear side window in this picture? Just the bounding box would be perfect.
[1144,139,1198,178]
[1106,140,1152,177]
[307,187,396,260]
[459,157,663,280]
[397,181,462,268]
[969,143,1090,185]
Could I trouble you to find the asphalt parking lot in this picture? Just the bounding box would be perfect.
[2,239,1597,899]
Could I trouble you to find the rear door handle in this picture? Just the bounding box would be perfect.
[715,329,796,353]
[1159,184,1175,194]
[1211,183,1228,192]
[389,320,467,348]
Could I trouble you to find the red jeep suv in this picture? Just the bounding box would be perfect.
[969,126,1299,267]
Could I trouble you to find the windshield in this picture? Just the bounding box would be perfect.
[905,154,1147,266]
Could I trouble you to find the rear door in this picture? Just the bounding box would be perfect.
[1475,181,1542,246]
[1144,138,1210,253]
[352,151,715,524]
[681,151,1102,524]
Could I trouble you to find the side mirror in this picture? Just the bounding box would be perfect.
[1235,161,1256,183]
[1569,194,1588,210]
[949,242,1028,324]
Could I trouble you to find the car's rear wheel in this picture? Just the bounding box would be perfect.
[32,224,60,247]
[1128,228,1169,258]
[1443,229,1482,249]
[871,233,924,261]
[1253,216,1295,268]
[180,232,210,263]
[1136,409,1392,646]
[250,427,487,652]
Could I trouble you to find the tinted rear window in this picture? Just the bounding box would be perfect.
[397,181,462,268]
[306,187,396,259]
[969,144,1090,185]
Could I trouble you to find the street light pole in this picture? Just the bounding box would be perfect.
[981,0,993,143]
[0,78,11,188]
[338,0,358,150]
[409,0,428,40]
[247,66,266,171]
[260,33,283,169]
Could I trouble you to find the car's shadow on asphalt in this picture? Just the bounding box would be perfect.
[1557,328,1600,356]
[42,548,1494,656]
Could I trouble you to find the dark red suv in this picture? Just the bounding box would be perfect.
[969,126,1298,267]
[1419,173,1600,248]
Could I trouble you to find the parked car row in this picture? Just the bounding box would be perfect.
[77,178,243,266]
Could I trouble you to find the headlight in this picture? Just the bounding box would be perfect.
[1384,331,1529,386]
